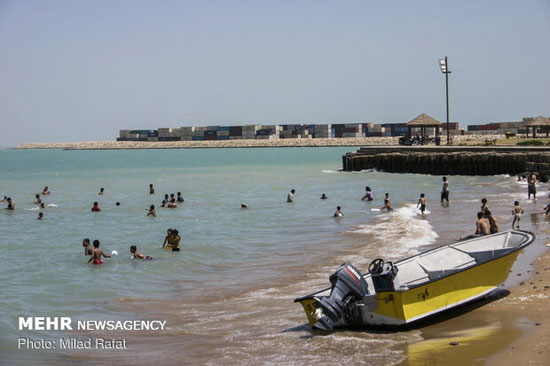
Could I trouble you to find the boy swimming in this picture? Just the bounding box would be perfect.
[130,245,152,260]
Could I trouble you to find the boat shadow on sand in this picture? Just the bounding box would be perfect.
[284,288,510,338]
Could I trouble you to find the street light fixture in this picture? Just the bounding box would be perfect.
[438,56,451,145]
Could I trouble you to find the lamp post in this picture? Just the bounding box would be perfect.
[438,57,451,145]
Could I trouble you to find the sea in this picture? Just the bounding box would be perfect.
[0,147,548,365]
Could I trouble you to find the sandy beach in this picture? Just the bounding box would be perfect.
[15,135,504,150]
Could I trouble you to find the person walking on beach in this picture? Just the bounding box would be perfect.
[147,204,156,217]
[287,189,295,203]
[91,201,101,212]
[381,193,393,211]
[88,240,112,265]
[485,210,499,234]
[441,177,449,204]
[475,212,490,236]
[512,201,525,229]
[417,193,426,215]
[149,184,155,194]
[333,206,344,217]
[528,173,537,201]
[480,198,489,214]
[361,186,374,201]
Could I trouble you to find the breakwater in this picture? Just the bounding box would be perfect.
[342,146,550,178]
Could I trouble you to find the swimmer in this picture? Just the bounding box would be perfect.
[168,197,177,208]
[130,245,152,260]
[147,204,156,217]
[177,192,184,203]
[149,184,155,194]
[40,203,45,209]
[241,202,248,209]
[167,229,181,251]
[5,197,14,210]
[161,199,167,208]
[381,193,393,211]
[170,193,175,201]
[91,201,101,212]
[441,177,449,204]
[162,229,172,248]
[42,186,50,195]
[417,193,426,215]
[37,212,43,220]
[164,194,169,202]
[287,189,295,203]
[88,240,111,264]
[1,196,7,202]
[320,193,328,200]
[34,194,41,205]
[480,198,489,214]
[512,201,524,229]
[485,210,499,234]
[475,212,490,236]
[333,206,344,217]
[83,238,93,256]
[361,186,374,201]
[116,202,120,206]
[98,188,104,195]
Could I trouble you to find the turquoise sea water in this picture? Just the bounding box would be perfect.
[0,147,547,365]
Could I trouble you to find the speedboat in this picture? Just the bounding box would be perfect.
[294,229,535,330]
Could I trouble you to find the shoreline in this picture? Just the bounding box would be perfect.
[15,135,503,150]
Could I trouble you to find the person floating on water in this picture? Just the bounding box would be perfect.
[37,212,43,220]
[177,192,184,203]
[333,206,344,217]
[5,197,14,210]
[480,198,489,214]
[88,240,112,265]
[512,201,524,229]
[149,184,155,194]
[162,229,172,248]
[91,201,101,212]
[98,188,104,195]
[417,193,426,215]
[320,193,328,200]
[381,193,393,211]
[475,212,490,236]
[241,202,248,209]
[42,186,50,195]
[147,204,156,217]
[130,245,153,260]
[34,194,41,205]
[361,186,373,201]
[441,177,449,204]
[287,189,295,203]
[528,172,537,201]
[83,238,93,256]
[485,210,499,234]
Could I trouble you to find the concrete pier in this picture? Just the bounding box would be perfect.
[342,146,550,178]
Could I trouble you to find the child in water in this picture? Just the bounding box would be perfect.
[361,186,374,201]
[130,245,152,260]
[88,240,112,265]
[417,193,426,215]
[147,205,156,217]
[333,206,344,217]
[381,193,393,211]
[512,201,524,229]
[37,212,43,220]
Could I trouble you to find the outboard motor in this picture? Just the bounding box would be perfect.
[314,263,368,330]
[369,258,399,292]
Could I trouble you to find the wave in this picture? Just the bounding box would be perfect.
[350,204,438,259]
[46,203,58,207]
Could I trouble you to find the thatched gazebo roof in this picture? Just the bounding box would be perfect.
[407,113,441,127]
[522,116,550,127]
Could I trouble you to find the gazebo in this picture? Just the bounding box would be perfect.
[407,113,442,145]
[522,116,550,138]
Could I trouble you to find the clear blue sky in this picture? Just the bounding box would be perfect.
[1,0,549,146]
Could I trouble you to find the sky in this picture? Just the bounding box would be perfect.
[0,0,549,146]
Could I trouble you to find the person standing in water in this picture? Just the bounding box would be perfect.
[34,194,41,205]
[162,229,172,248]
[441,177,449,204]
[42,186,50,195]
[287,189,295,203]
[91,202,101,212]
[417,193,426,215]
[5,197,14,210]
[98,188,104,195]
[512,201,524,229]
[528,173,537,201]
[149,184,155,194]
[147,205,156,217]
[361,186,374,201]
[88,240,112,264]
[381,193,393,211]
[37,212,43,220]
[320,193,328,200]
[177,192,184,202]
[333,206,344,217]
[83,238,93,256]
